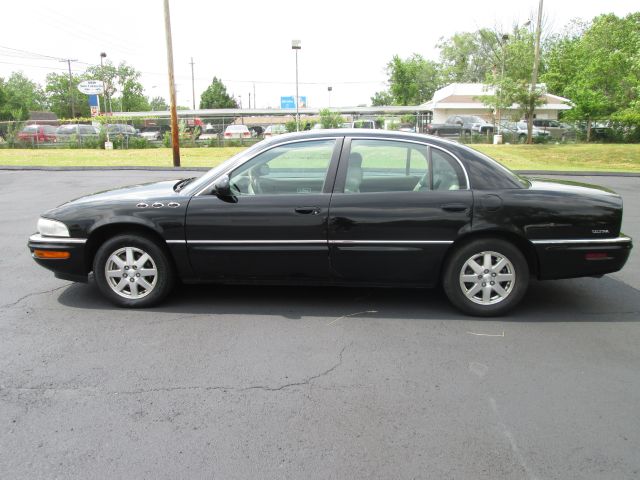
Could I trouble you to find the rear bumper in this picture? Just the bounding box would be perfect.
[533,235,632,280]
[28,233,89,282]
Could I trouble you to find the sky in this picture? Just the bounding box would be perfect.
[0,0,637,110]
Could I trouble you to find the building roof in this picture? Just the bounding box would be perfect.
[421,83,572,111]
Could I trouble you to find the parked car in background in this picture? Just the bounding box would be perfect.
[426,115,493,137]
[263,124,287,137]
[499,121,549,142]
[17,125,57,143]
[28,130,632,316]
[353,119,376,129]
[55,124,99,143]
[224,124,251,139]
[531,119,571,140]
[104,124,139,138]
[398,123,416,133]
[139,125,170,141]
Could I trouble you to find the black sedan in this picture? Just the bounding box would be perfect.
[28,130,632,316]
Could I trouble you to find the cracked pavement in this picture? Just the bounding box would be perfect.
[1,170,640,479]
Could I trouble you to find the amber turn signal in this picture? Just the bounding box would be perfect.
[34,249,70,259]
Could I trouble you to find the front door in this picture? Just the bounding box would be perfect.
[328,138,473,286]
[186,138,342,282]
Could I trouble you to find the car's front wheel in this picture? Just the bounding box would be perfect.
[443,238,529,316]
[93,234,175,308]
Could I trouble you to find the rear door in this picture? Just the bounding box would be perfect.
[327,137,472,285]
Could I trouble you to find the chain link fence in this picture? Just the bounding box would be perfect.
[1,113,631,149]
[0,112,437,149]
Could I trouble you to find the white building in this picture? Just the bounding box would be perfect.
[422,83,572,124]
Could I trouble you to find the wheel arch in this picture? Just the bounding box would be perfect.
[441,229,539,281]
[85,222,174,274]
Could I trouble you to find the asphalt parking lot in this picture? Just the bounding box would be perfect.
[1,169,639,479]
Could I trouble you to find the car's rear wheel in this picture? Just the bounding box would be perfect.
[443,238,529,316]
[93,234,174,308]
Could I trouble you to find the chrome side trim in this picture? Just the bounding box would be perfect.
[330,240,453,245]
[188,239,326,244]
[182,239,453,245]
[29,234,87,244]
[531,236,632,245]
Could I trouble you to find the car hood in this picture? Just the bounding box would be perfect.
[53,179,184,209]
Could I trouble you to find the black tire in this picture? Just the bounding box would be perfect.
[443,238,529,317]
[93,234,175,308]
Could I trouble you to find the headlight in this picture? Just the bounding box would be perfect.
[37,218,70,237]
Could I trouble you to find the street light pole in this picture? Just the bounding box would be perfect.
[328,86,332,108]
[292,40,301,132]
[190,57,195,110]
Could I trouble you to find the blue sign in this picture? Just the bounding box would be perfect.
[280,96,307,109]
[88,94,99,107]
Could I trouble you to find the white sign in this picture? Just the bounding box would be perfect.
[78,80,104,95]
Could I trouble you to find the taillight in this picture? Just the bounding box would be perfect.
[243,132,250,137]
[224,132,231,137]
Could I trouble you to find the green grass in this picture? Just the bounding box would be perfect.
[0,147,246,168]
[471,144,640,172]
[0,144,639,172]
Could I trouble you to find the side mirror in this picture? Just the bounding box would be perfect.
[212,174,232,197]
[457,121,463,126]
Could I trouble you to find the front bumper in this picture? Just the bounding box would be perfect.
[28,233,89,282]
[532,235,632,280]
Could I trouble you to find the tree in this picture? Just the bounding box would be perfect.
[4,72,46,118]
[479,25,547,140]
[200,77,238,109]
[542,13,640,141]
[318,108,344,128]
[45,72,90,119]
[385,55,443,105]
[149,96,168,111]
[437,29,502,83]
[370,90,394,106]
[86,61,149,112]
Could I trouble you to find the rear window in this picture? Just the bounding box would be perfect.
[227,125,249,132]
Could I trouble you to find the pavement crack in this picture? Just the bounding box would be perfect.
[1,284,68,309]
[241,343,349,392]
[2,344,351,397]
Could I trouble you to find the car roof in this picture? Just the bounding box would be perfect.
[258,128,462,149]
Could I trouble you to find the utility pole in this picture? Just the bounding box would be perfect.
[60,59,77,118]
[253,82,256,109]
[528,0,543,144]
[163,0,180,167]
[248,92,251,109]
[190,57,195,110]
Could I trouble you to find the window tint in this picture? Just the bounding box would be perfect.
[432,149,466,190]
[344,139,428,193]
[229,140,335,196]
